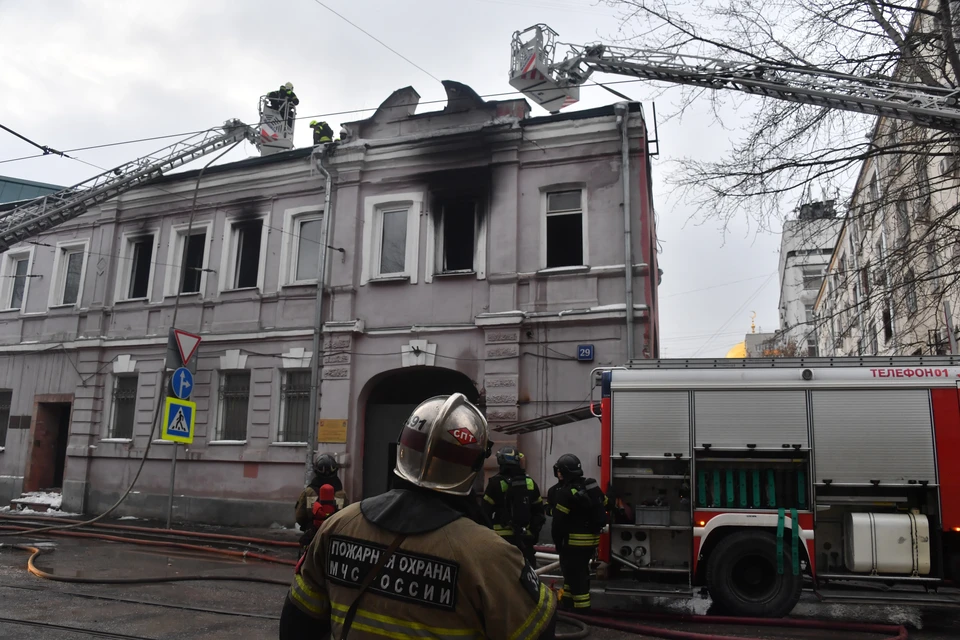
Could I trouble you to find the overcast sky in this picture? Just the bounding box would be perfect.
[0,0,786,356]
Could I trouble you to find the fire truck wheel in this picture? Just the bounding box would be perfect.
[705,529,802,618]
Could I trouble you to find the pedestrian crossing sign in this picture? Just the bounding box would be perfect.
[162,396,196,444]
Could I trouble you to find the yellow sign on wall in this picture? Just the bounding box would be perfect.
[318,419,347,443]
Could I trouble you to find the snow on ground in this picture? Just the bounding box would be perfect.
[117,516,139,520]
[17,491,62,507]
[0,505,80,517]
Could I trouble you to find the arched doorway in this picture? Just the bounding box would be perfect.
[362,368,479,498]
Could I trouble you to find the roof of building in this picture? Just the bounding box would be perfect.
[0,175,63,204]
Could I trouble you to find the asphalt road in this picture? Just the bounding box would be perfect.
[0,529,957,640]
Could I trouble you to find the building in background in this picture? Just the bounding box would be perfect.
[777,200,841,356]
[0,175,62,207]
[0,82,659,524]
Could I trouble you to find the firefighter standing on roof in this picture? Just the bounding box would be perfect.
[279,393,557,640]
[295,453,347,550]
[482,445,545,566]
[548,453,608,612]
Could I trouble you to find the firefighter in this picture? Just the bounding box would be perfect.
[279,393,557,640]
[548,453,608,612]
[266,82,299,127]
[295,453,346,549]
[482,445,545,566]
[309,120,334,145]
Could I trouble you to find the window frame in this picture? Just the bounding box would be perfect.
[540,186,589,270]
[360,192,423,285]
[279,207,324,287]
[425,198,487,282]
[0,388,11,448]
[48,239,90,309]
[0,246,35,312]
[219,213,269,293]
[108,374,139,440]
[215,370,251,442]
[115,230,159,302]
[278,369,312,443]
[801,265,823,291]
[163,221,214,297]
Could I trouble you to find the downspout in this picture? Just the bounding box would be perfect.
[615,102,635,361]
[305,148,335,484]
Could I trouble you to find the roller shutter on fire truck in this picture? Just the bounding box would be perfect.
[811,390,937,485]
[612,391,690,457]
[693,391,809,450]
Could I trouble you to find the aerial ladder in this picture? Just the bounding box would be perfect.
[509,24,960,133]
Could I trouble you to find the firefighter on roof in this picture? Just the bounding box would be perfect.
[295,453,346,550]
[482,445,545,566]
[279,393,557,640]
[309,120,334,145]
[548,453,608,612]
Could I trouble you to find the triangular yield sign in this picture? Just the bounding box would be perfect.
[174,329,201,366]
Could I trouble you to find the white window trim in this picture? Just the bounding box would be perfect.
[114,230,159,303]
[279,206,324,286]
[163,221,214,297]
[48,239,90,309]
[425,201,487,283]
[218,213,270,293]
[0,246,35,312]
[540,185,589,270]
[361,192,423,285]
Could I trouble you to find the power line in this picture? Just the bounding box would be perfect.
[308,0,441,83]
[0,123,68,158]
[691,272,777,357]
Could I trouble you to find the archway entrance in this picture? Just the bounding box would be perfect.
[363,368,478,498]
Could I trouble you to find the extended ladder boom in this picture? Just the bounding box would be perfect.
[510,25,960,132]
[0,119,256,251]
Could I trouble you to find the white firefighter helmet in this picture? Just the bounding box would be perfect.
[394,393,490,496]
[284,82,294,90]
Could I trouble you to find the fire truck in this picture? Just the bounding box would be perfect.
[575,357,960,616]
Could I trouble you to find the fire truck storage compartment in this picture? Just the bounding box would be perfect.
[693,390,809,450]
[611,458,692,526]
[844,512,932,575]
[694,453,810,510]
[811,390,936,485]
[612,390,690,458]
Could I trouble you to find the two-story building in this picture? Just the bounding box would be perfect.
[0,81,659,525]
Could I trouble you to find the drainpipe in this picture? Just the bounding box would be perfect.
[305,148,335,484]
[614,102,635,361]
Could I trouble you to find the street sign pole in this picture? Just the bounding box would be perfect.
[166,443,178,529]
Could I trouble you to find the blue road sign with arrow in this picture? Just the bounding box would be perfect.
[162,397,196,444]
[171,367,194,400]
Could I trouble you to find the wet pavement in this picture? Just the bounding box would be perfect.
[0,525,957,639]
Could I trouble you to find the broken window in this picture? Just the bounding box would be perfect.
[9,257,28,310]
[218,371,250,441]
[437,200,477,273]
[233,220,262,289]
[545,189,584,268]
[128,237,154,299]
[379,209,408,275]
[181,232,206,294]
[111,375,138,439]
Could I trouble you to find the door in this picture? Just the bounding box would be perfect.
[362,404,416,498]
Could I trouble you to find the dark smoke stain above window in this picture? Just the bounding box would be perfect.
[233,219,262,289]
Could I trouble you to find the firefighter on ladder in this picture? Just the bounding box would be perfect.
[482,445,545,567]
[548,453,608,612]
[266,82,299,128]
[279,393,557,640]
[295,453,346,551]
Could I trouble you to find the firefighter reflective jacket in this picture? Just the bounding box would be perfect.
[548,477,608,549]
[286,486,557,640]
[295,475,346,531]
[482,471,546,540]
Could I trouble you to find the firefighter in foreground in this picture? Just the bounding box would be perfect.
[295,453,346,551]
[482,445,545,566]
[548,453,608,612]
[279,393,557,640]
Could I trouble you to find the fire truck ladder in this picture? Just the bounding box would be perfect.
[0,119,257,252]
[509,24,960,133]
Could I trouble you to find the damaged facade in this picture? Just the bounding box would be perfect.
[0,81,659,525]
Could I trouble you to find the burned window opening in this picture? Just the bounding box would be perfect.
[181,232,206,294]
[128,238,153,299]
[438,200,477,273]
[546,189,583,268]
[234,220,262,289]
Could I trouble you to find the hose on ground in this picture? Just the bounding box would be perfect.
[0,524,295,566]
[0,512,300,547]
[555,615,590,640]
[565,609,908,640]
[12,544,289,586]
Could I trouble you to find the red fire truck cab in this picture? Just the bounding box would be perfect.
[590,357,960,617]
